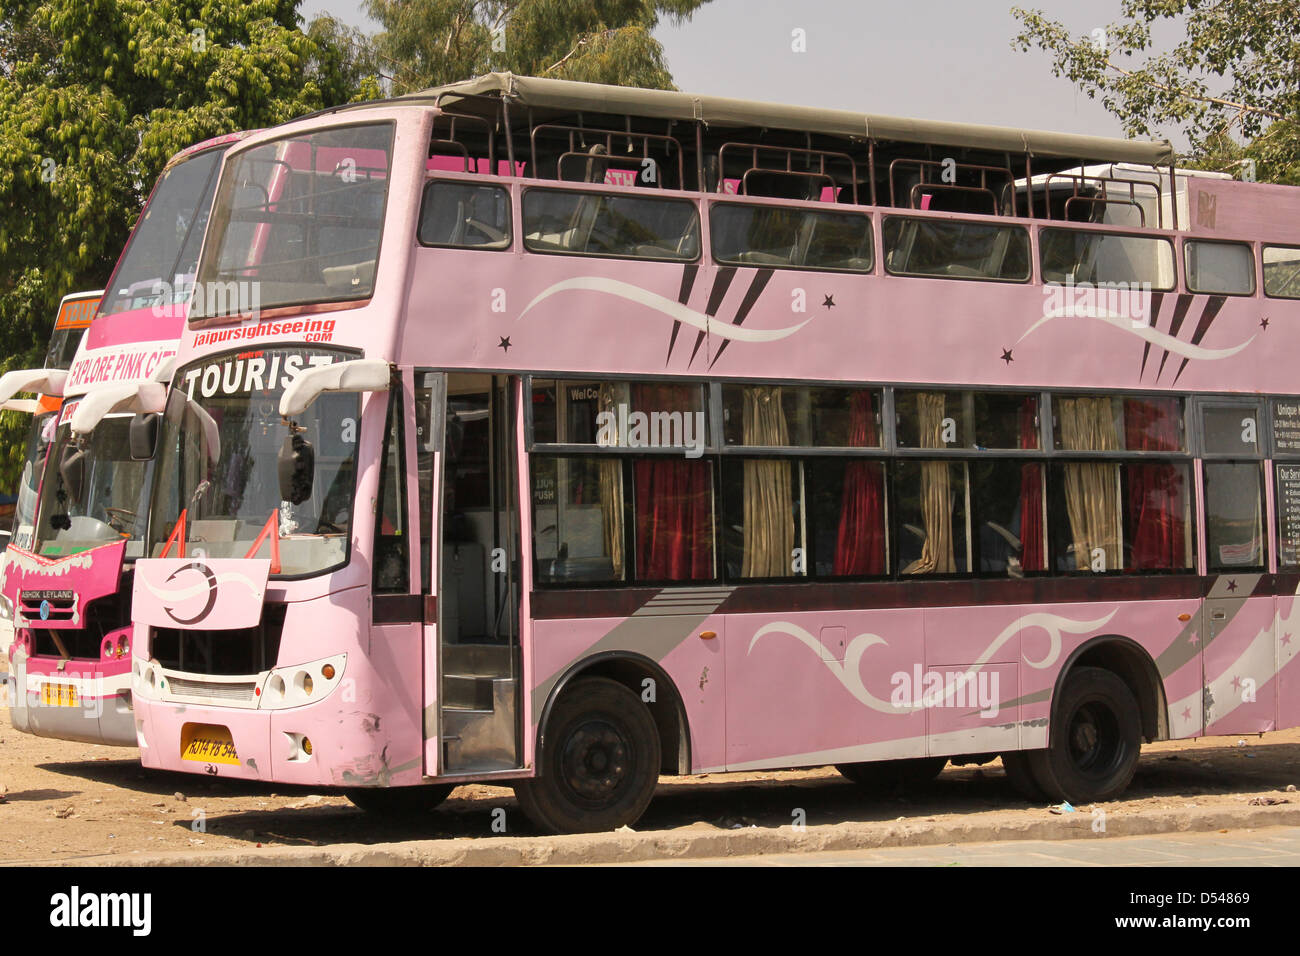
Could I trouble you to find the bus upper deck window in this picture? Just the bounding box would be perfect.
[1263,246,1300,299]
[193,122,394,319]
[711,203,872,273]
[522,189,700,262]
[1039,228,1176,291]
[1186,240,1254,296]
[882,216,1029,282]
[419,181,511,249]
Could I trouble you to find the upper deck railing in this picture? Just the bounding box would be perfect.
[179,77,1300,387]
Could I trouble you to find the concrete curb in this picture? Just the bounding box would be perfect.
[93,802,1300,866]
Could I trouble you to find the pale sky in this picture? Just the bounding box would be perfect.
[300,0,1183,146]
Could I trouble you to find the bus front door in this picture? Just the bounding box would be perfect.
[434,373,522,774]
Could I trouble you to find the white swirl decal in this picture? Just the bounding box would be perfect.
[518,277,811,342]
[1017,307,1255,361]
[748,610,1117,714]
[140,570,258,605]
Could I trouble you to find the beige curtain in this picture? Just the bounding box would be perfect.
[597,382,626,579]
[904,392,955,574]
[741,386,795,577]
[1059,396,1121,571]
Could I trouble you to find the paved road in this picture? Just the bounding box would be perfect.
[629,825,1300,866]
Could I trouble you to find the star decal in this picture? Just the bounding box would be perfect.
[1260,316,1270,330]
[1230,675,1243,692]
[1181,706,1192,721]
[1226,579,1238,592]
[498,336,512,352]
[822,294,835,309]
[1000,348,1014,365]
[1189,632,1199,645]
[1283,632,1293,646]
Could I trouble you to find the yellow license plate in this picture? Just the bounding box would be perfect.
[41,683,78,707]
[180,723,240,765]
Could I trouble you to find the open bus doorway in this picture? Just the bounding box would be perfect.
[434,373,521,773]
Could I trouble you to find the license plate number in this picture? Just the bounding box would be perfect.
[41,683,78,707]
[180,724,239,765]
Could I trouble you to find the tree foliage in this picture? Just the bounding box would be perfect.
[365,0,710,94]
[1012,1,1299,184]
[0,1,381,485]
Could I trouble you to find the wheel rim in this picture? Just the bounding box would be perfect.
[558,717,633,808]
[1066,699,1125,780]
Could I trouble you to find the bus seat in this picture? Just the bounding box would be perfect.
[734,250,793,266]
[322,259,376,294]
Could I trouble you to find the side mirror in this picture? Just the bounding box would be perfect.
[129,413,160,460]
[60,445,86,503]
[278,433,314,505]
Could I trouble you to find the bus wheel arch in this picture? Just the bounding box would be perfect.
[1052,634,1168,745]
[536,651,691,778]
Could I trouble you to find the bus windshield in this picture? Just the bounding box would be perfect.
[149,347,360,576]
[192,122,393,318]
[98,148,224,316]
[33,415,150,559]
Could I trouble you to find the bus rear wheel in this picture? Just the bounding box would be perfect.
[515,676,660,834]
[345,784,454,815]
[835,757,947,792]
[1028,666,1141,804]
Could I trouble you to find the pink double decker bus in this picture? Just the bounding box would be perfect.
[2,132,252,745]
[0,290,101,655]
[131,75,1300,832]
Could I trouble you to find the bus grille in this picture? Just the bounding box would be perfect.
[19,592,75,623]
[165,677,258,702]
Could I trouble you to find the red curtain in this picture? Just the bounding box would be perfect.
[834,391,886,575]
[1018,398,1045,571]
[633,384,713,580]
[1124,398,1185,570]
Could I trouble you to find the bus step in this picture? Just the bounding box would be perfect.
[441,678,519,773]
[442,675,497,711]
[441,642,514,678]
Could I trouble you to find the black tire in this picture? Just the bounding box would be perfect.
[1000,750,1046,801]
[1028,666,1142,803]
[514,676,661,834]
[835,757,947,793]
[345,784,455,815]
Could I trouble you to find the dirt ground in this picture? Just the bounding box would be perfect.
[3,659,1299,863]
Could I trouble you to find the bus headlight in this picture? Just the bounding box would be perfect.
[133,659,162,700]
[258,653,346,710]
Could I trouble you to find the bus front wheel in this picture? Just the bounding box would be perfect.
[515,676,661,834]
[1028,666,1141,804]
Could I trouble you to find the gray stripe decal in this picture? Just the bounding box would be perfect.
[532,587,732,725]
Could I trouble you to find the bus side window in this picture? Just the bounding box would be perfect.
[374,390,410,593]
[418,181,511,250]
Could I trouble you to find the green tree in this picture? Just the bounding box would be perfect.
[0,1,381,486]
[1011,1,1299,184]
[365,0,710,94]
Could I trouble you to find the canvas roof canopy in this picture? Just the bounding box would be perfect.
[404,72,1175,168]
